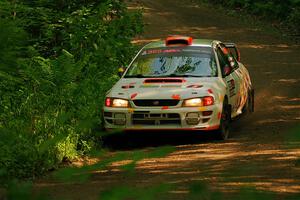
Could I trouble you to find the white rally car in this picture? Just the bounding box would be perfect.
[103,36,254,139]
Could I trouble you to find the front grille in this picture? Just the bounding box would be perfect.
[133,99,180,107]
[132,112,181,126]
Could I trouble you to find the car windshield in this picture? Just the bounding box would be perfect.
[124,47,217,78]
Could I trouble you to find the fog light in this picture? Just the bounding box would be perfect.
[114,113,126,125]
[202,111,213,116]
[186,112,200,125]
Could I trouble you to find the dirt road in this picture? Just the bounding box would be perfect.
[34,0,300,199]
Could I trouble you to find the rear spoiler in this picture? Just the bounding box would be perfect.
[224,43,241,62]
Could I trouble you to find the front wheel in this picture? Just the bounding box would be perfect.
[216,101,231,140]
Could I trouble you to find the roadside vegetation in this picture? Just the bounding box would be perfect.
[199,0,300,37]
[0,0,143,181]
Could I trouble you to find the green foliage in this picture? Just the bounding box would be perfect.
[283,125,300,148]
[288,7,300,34]
[7,180,33,200]
[99,184,172,200]
[188,181,222,200]
[6,180,50,200]
[0,0,143,60]
[0,0,143,181]
[200,0,300,35]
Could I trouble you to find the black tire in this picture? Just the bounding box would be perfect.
[216,100,231,140]
[242,88,255,114]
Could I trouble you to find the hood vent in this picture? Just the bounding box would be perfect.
[144,78,184,84]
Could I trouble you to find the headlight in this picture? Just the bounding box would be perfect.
[113,99,129,107]
[183,96,214,107]
[183,98,202,107]
[105,98,129,108]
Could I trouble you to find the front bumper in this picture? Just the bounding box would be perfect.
[103,103,222,131]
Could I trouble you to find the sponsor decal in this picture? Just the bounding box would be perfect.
[207,89,213,94]
[131,93,138,99]
[161,106,169,110]
[143,49,181,55]
[172,94,181,100]
[142,47,211,56]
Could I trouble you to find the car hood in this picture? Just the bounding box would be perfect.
[107,77,226,101]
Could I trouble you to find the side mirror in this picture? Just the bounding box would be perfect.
[223,65,232,77]
[118,66,126,77]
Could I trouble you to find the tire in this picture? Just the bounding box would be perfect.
[243,89,255,114]
[216,100,231,140]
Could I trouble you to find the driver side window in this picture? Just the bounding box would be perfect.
[216,47,232,77]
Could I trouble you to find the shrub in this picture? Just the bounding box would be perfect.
[198,0,300,36]
[0,0,143,181]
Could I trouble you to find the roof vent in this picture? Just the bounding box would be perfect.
[165,36,193,46]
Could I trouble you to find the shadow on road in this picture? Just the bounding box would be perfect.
[101,130,220,151]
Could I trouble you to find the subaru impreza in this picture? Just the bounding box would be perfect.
[103,36,254,139]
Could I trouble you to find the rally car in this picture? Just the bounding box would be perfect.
[103,36,254,139]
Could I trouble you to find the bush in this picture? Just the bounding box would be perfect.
[199,0,300,36]
[0,0,143,181]
[287,7,300,34]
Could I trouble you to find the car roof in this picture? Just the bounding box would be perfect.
[143,39,217,49]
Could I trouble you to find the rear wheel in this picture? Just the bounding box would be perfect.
[243,89,255,114]
[216,100,231,140]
